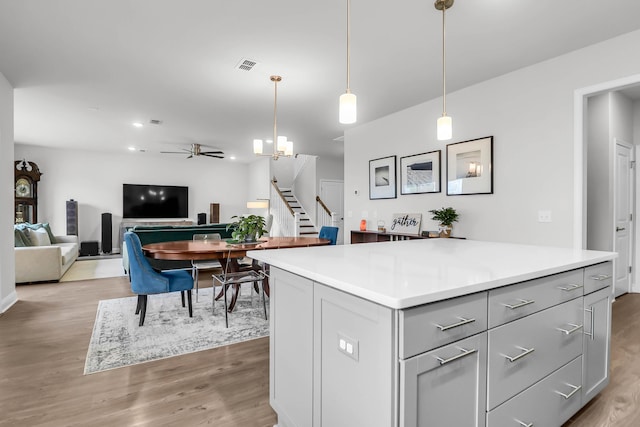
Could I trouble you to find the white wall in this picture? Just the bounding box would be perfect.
[0,72,16,313]
[344,29,640,247]
[14,145,250,250]
[317,155,344,184]
[586,93,613,251]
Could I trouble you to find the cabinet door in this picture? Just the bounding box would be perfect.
[270,268,314,427]
[583,285,612,404]
[400,332,487,427]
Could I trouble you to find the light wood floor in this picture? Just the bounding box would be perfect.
[1,278,639,426]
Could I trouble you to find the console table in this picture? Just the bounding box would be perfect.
[350,229,460,243]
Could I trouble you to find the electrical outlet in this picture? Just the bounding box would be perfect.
[538,210,552,223]
[337,332,359,361]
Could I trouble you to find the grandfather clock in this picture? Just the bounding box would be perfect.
[14,160,42,224]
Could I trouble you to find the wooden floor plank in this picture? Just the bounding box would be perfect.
[1,278,639,426]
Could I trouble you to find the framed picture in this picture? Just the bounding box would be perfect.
[369,155,397,199]
[446,136,493,195]
[400,150,441,195]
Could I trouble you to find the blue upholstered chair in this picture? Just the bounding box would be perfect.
[318,226,339,245]
[124,232,194,326]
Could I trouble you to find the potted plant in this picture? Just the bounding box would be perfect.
[428,207,459,238]
[227,214,267,243]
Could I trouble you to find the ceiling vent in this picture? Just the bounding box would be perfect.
[149,119,163,125]
[236,58,258,71]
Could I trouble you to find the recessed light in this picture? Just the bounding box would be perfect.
[266,139,273,144]
[132,122,143,128]
[128,146,136,151]
[229,156,236,160]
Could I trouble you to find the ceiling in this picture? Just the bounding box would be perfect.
[2,0,640,163]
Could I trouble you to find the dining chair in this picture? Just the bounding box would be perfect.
[192,233,222,302]
[124,232,194,326]
[318,226,339,245]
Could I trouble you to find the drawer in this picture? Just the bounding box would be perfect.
[487,356,583,427]
[488,269,583,328]
[399,292,488,359]
[584,261,613,294]
[487,297,583,410]
[400,333,487,427]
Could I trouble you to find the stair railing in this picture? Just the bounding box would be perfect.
[316,196,338,228]
[271,179,300,236]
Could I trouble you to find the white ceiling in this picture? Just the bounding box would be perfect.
[2,0,640,163]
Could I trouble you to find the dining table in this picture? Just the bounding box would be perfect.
[142,236,330,311]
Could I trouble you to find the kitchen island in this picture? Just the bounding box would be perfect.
[248,239,617,427]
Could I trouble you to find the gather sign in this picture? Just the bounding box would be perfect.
[390,213,422,234]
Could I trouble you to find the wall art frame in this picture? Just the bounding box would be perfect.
[369,155,397,200]
[400,150,441,195]
[446,136,493,195]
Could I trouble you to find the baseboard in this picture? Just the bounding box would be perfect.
[0,290,18,314]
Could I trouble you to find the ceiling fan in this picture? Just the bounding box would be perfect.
[160,143,224,159]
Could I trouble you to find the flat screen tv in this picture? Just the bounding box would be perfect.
[123,184,188,219]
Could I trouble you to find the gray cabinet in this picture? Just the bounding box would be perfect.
[400,332,487,427]
[269,262,612,427]
[582,284,612,403]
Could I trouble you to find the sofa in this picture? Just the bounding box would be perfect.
[122,224,234,273]
[14,223,79,283]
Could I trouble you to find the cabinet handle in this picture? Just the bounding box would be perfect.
[555,383,582,400]
[434,316,476,331]
[502,299,535,310]
[515,420,533,427]
[556,323,583,335]
[558,283,583,291]
[589,274,611,281]
[504,346,535,363]
[584,307,595,340]
[434,347,477,365]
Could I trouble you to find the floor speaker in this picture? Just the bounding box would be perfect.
[101,212,112,254]
[66,200,78,236]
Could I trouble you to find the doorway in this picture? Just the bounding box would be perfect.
[319,179,344,244]
[576,74,640,294]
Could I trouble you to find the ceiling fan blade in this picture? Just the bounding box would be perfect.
[201,153,224,158]
[187,154,193,159]
[160,151,187,154]
[201,150,224,154]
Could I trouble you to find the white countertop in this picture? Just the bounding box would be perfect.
[248,239,617,309]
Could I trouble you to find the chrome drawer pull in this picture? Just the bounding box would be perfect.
[557,323,583,335]
[434,316,476,331]
[502,299,535,310]
[589,274,611,281]
[434,347,477,365]
[555,383,582,400]
[515,420,533,427]
[504,346,535,363]
[584,307,595,340]
[558,283,583,291]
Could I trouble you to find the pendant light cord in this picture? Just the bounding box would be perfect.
[346,0,351,93]
[272,77,279,153]
[442,4,447,116]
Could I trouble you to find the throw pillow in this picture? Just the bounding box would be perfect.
[26,227,52,246]
[24,222,57,244]
[14,228,31,247]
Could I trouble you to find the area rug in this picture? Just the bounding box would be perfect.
[61,258,126,282]
[84,287,269,374]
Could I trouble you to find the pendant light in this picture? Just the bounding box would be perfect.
[253,75,293,160]
[339,0,356,124]
[435,0,453,140]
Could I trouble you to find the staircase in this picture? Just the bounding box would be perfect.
[280,189,318,236]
